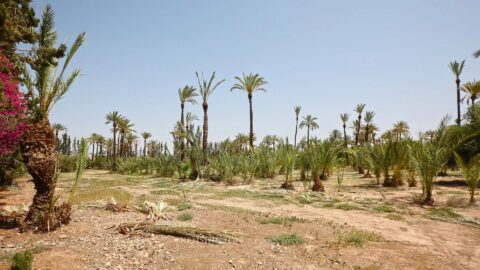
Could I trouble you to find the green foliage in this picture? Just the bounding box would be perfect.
[266,233,304,245]
[116,156,176,177]
[177,202,192,211]
[68,138,88,204]
[257,216,303,226]
[10,251,33,270]
[453,152,480,203]
[428,207,463,220]
[178,212,193,221]
[339,230,383,247]
[374,204,395,213]
[58,154,76,172]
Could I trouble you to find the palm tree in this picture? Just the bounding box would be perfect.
[364,111,376,144]
[453,152,480,203]
[88,133,99,162]
[474,49,480,59]
[462,80,480,108]
[299,115,319,146]
[294,106,301,148]
[354,103,366,145]
[52,123,66,151]
[393,121,409,141]
[178,85,197,160]
[117,117,135,158]
[141,132,152,157]
[126,133,138,157]
[340,113,350,164]
[20,5,85,228]
[231,73,267,149]
[105,111,121,166]
[449,60,466,125]
[196,72,225,164]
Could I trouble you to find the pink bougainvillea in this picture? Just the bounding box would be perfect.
[0,51,27,155]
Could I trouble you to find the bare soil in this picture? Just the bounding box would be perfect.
[1,170,479,270]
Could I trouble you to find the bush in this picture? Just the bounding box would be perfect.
[58,154,77,172]
[266,233,304,245]
[339,230,383,247]
[177,202,192,211]
[178,212,193,221]
[10,251,33,270]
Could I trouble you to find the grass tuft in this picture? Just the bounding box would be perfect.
[266,233,304,245]
[428,207,462,219]
[178,212,193,221]
[374,204,395,213]
[257,216,304,226]
[339,230,383,247]
[177,202,193,211]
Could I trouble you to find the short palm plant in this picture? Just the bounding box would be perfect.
[408,117,450,205]
[453,152,480,203]
[278,144,297,190]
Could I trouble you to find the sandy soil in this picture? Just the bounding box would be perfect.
[0,170,479,270]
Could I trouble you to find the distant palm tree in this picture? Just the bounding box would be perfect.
[52,123,66,150]
[231,73,267,149]
[178,85,197,160]
[89,133,100,162]
[196,72,225,164]
[141,132,152,157]
[126,133,138,157]
[462,80,480,108]
[105,111,121,166]
[354,103,366,145]
[340,113,350,164]
[448,60,466,125]
[117,117,135,157]
[364,111,376,144]
[299,115,319,146]
[393,121,409,141]
[294,106,301,148]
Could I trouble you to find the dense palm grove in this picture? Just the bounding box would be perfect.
[0,0,479,237]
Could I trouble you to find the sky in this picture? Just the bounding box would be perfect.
[31,0,480,145]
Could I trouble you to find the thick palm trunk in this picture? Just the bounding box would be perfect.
[456,78,461,125]
[424,189,434,205]
[307,127,310,146]
[355,115,361,145]
[21,121,58,225]
[202,102,209,165]
[143,139,147,157]
[180,103,185,161]
[294,117,298,148]
[248,94,254,149]
[91,143,95,162]
[364,126,369,145]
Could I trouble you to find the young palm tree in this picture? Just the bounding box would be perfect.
[105,111,121,166]
[364,111,376,144]
[462,80,480,108]
[393,121,410,141]
[453,152,480,203]
[354,103,366,145]
[20,5,85,227]
[449,60,465,125]
[299,115,319,146]
[178,85,197,160]
[196,72,225,164]
[231,73,267,149]
[141,132,152,157]
[294,106,301,148]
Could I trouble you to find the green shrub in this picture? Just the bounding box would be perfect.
[428,207,463,220]
[266,233,304,245]
[374,204,395,213]
[257,216,303,226]
[10,251,33,270]
[177,202,193,211]
[339,230,383,246]
[178,212,193,221]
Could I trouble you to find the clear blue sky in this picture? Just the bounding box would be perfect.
[32,0,480,144]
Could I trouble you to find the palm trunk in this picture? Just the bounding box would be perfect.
[294,117,299,148]
[343,124,349,165]
[355,115,361,145]
[180,103,185,161]
[112,125,117,167]
[91,143,95,162]
[21,121,59,226]
[202,102,209,165]
[248,94,254,149]
[307,127,310,146]
[456,78,461,125]
[364,126,369,145]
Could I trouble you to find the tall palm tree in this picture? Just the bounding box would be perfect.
[141,132,152,157]
[105,111,121,166]
[178,85,197,160]
[340,113,350,164]
[126,133,138,157]
[20,5,85,227]
[52,123,66,151]
[196,72,225,164]
[231,73,267,149]
[393,121,410,141]
[117,117,135,158]
[299,115,319,146]
[354,103,366,145]
[449,60,466,125]
[364,111,376,144]
[89,133,99,162]
[462,80,480,108]
[294,106,301,148]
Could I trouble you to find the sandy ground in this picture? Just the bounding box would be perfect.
[0,170,479,270]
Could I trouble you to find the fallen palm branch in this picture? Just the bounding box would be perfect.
[117,222,241,244]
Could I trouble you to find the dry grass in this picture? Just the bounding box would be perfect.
[71,186,133,205]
